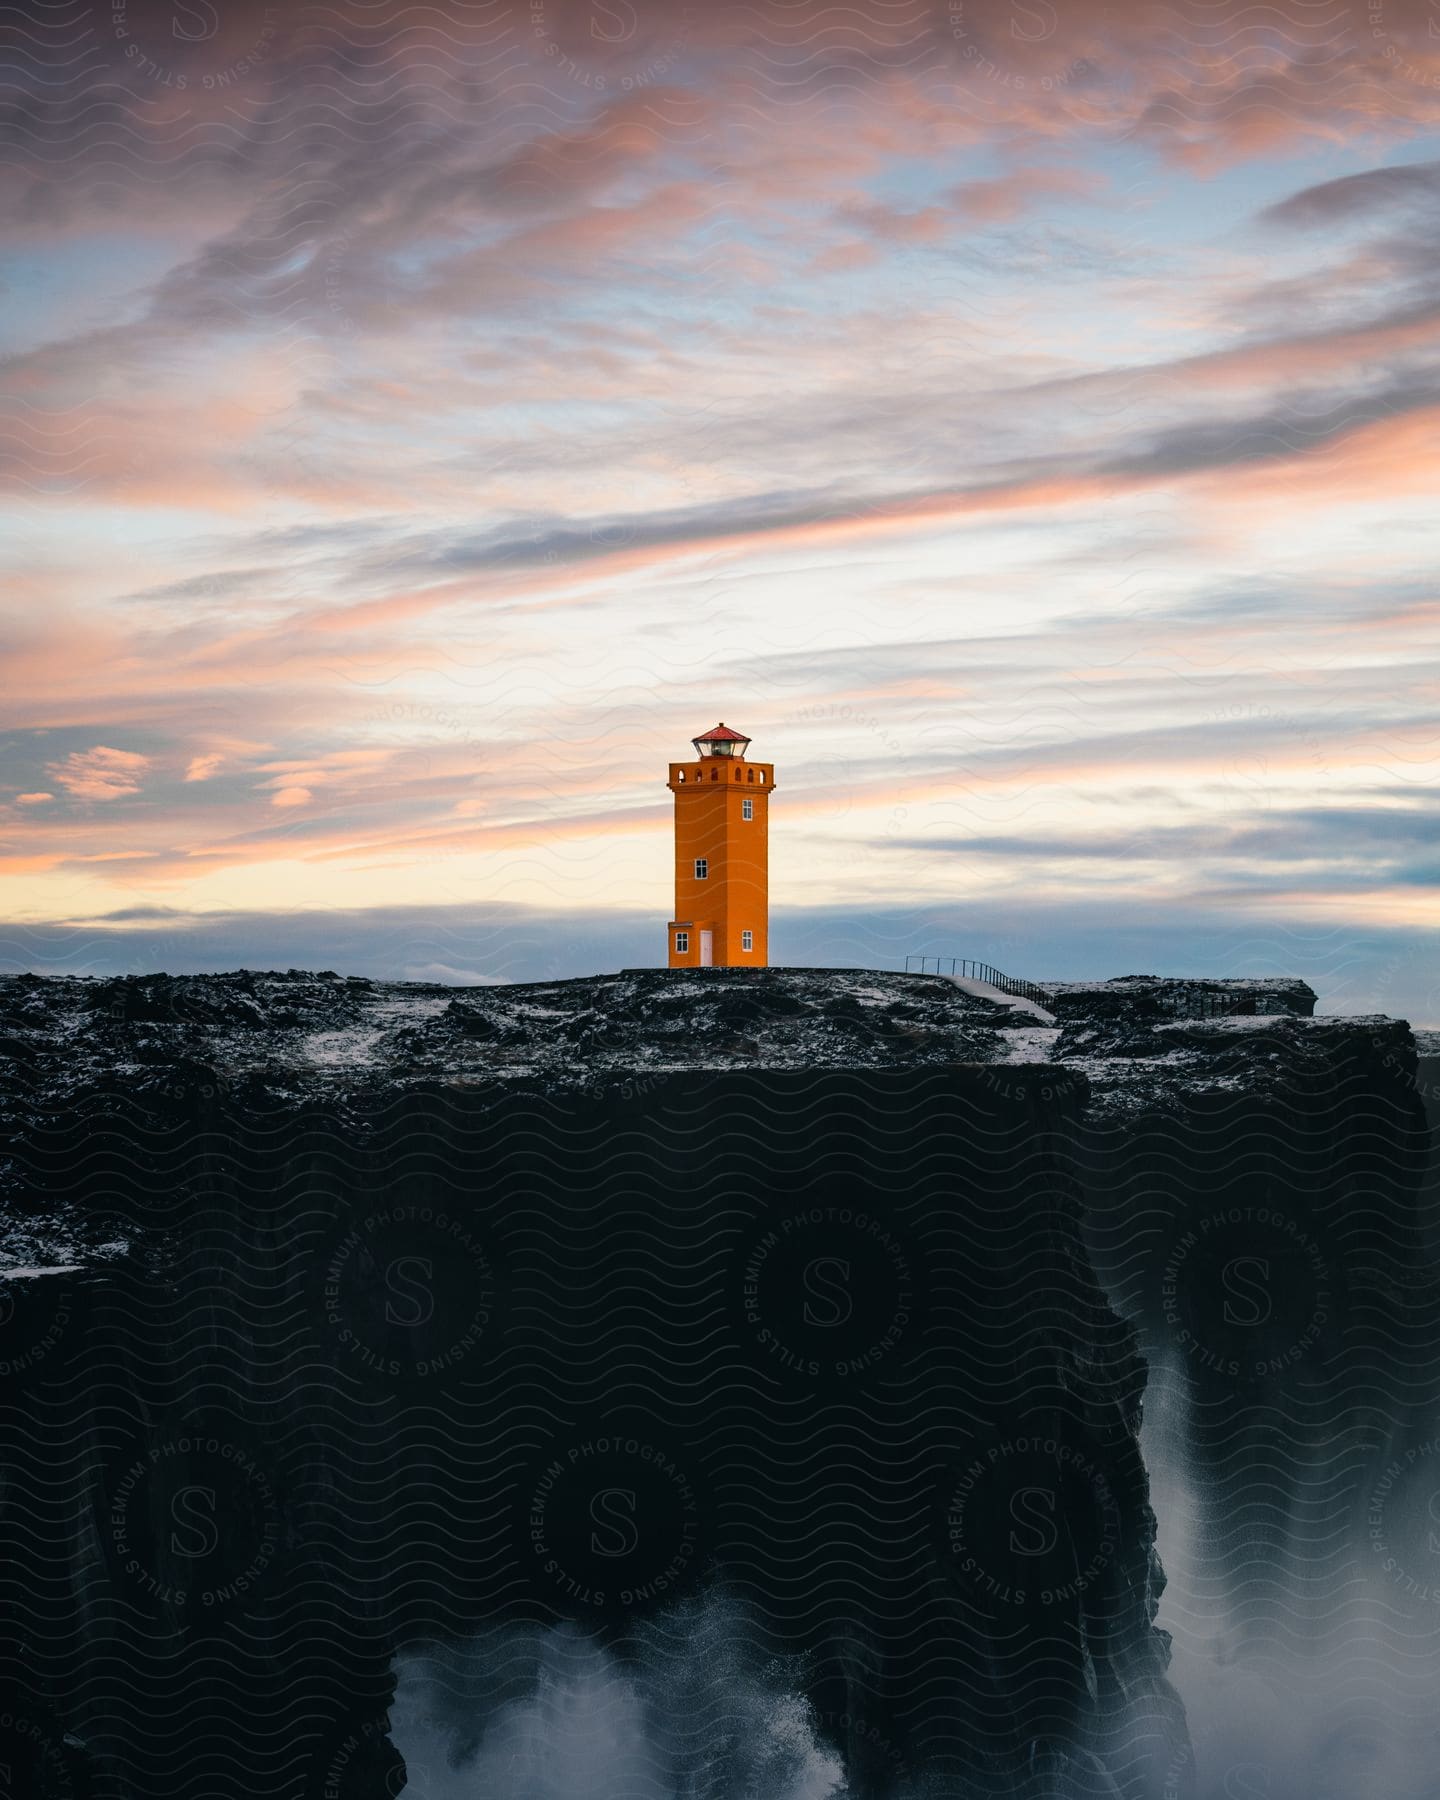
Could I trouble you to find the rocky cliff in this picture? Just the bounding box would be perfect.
[0,967,1429,1800]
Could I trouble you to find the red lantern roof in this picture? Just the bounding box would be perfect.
[692,722,750,744]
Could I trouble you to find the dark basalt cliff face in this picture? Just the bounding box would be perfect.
[1064,1011,1439,1799]
[0,967,1429,1800]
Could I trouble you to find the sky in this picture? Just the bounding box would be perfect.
[2,0,1439,1017]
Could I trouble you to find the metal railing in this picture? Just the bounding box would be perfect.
[903,955,1052,1009]
[1153,987,1256,1020]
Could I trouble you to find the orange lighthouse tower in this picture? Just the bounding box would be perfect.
[666,723,773,968]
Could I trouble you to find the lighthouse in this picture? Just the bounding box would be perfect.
[666,723,773,968]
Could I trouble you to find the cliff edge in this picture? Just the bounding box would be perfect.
[0,966,1427,1800]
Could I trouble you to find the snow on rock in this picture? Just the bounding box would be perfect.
[1038,975,1317,1019]
[0,965,1418,1184]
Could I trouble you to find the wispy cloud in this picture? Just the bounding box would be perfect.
[45,747,150,802]
[1,3,1438,1010]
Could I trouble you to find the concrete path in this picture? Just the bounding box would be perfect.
[944,974,1057,1024]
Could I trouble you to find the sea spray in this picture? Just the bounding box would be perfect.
[390,1596,854,1799]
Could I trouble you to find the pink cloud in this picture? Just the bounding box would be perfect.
[45,746,149,801]
[948,169,1101,224]
[15,791,52,804]
[835,202,953,244]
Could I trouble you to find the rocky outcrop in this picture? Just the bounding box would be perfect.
[1040,976,1316,1021]
[0,966,1426,1799]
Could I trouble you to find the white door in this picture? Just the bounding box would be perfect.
[699,930,713,967]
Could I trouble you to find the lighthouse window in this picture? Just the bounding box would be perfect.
[674,931,689,954]
[746,769,754,782]
[742,798,753,820]
[741,930,754,952]
[694,858,708,880]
